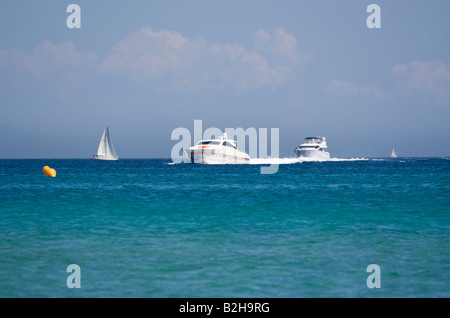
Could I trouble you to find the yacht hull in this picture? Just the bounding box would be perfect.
[92,155,118,161]
[187,149,250,164]
[294,149,330,160]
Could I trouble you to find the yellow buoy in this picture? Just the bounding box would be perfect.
[43,166,57,177]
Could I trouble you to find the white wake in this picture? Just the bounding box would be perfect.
[168,157,369,165]
[249,157,369,165]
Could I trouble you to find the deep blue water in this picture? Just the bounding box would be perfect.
[0,158,449,297]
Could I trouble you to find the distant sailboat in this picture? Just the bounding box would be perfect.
[391,147,397,158]
[93,127,118,160]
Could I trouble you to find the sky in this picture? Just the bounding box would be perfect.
[0,0,449,158]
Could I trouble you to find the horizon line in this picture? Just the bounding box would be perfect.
[0,156,448,160]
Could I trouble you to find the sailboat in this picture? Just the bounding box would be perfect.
[93,126,119,160]
[391,147,397,158]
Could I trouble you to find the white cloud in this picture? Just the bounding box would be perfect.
[99,28,203,78]
[359,86,393,99]
[325,60,450,104]
[0,28,310,91]
[99,27,311,90]
[253,28,304,64]
[324,79,359,96]
[324,79,391,99]
[0,41,96,82]
[393,60,450,106]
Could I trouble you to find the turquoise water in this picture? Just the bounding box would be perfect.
[0,158,449,297]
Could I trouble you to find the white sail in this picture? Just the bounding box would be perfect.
[93,127,118,160]
[391,147,397,158]
[105,127,118,158]
[96,129,107,157]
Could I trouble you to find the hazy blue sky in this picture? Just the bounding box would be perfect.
[0,0,449,158]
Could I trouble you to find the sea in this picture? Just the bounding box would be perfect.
[0,157,449,298]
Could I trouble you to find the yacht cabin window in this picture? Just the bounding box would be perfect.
[199,141,221,145]
[223,141,237,149]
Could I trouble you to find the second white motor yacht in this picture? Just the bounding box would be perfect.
[294,136,330,159]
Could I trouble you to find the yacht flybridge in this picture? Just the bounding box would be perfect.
[185,131,250,164]
[294,136,330,159]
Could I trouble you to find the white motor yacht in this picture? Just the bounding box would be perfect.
[185,132,250,164]
[294,136,330,159]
